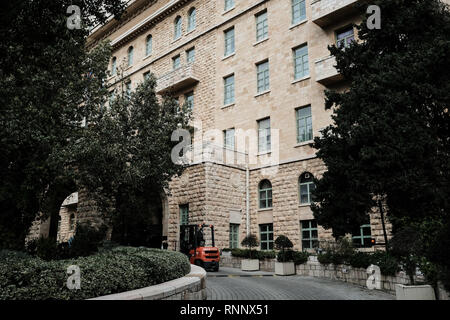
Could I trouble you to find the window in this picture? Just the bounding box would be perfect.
[299,172,315,204]
[143,71,151,81]
[127,46,134,67]
[185,91,194,110]
[174,97,180,112]
[260,224,274,250]
[111,57,117,75]
[188,8,196,31]
[125,82,132,98]
[292,0,306,25]
[69,213,76,231]
[255,11,268,42]
[57,216,61,234]
[301,220,318,250]
[186,47,195,63]
[352,223,373,248]
[229,224,239,249]
[145,35,152,56]
[259,179,273,209]
[224,128,235,149]
[174,16,182,39]
[173,55,181,70]
[224,0,234,11]
[336,26,355,49]
[224,74,235,105]
[296,105,312,143]
[293,44,309,79]
[256,61,270,93]
[108,91,115,107]
[224,27,235,56]
[258,118,271,153]
[179,204,189,225]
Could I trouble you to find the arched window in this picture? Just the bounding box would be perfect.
[259,179,273,209]
[145,35,152,56]
[69,213,76,231]
[188,8,196,31]
[111,57,117,75]
[174,16,182,39]
[299,172,315,204]
[127,46,134,67]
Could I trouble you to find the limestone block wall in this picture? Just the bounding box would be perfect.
[203,163,247,249]
[57,205,77,243]
[167,164,207,250]
[249,157,332,250]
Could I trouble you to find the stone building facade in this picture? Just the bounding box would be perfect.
[30,0,396,251]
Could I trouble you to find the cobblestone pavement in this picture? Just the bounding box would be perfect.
[206,267,395,300]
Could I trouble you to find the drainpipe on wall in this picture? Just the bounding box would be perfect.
[246,165,250,236]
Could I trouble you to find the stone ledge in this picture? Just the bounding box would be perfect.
[89,264,206,300]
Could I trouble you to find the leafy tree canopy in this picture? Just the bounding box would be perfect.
[0,0,190,249]
[311,0,450,284]
[312,0,450,235]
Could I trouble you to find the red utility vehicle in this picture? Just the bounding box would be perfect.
[180,224,220,271]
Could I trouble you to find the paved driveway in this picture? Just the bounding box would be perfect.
[206,267,395,300]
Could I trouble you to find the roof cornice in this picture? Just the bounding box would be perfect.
[87,0,191,50]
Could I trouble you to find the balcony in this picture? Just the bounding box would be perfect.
[311,0,361,27]
[315,55,344,85]
[156,62,199,94]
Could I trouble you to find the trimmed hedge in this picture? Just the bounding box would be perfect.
[230,249,276,260]
[317,250,400,276]
[292,251,310,265]
[230,249,309,265]
[0,246,190,300]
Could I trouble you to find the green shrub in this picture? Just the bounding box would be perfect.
[230,248,247,258]
[292,251,310,265]
[0,247,190,300]
[257,250,276,260]
[24,224,108,261]
[348,251,374,269]
[66,223,107,258]
[241,235,259,259]
[230,249,276,260]
[372,251,400,276]
[221,248,232,252]
[317,251,334,265]
[26,237,59,261]
[276,250,293,263]
[274,235,293,251]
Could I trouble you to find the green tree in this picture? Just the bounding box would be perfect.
[241,234,259,259]
[0,0,127,249]
[70,74,191,247]
[311,0,450,285]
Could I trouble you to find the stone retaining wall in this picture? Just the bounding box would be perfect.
[90,264,207,300]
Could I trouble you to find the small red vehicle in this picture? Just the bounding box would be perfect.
[180,224,220,271]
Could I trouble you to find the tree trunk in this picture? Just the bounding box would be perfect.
[378,199,389,251]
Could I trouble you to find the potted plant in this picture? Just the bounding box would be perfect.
[274,235,295,276]
[241,234,259,271]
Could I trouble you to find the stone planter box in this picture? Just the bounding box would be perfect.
[275,262,295,276]
[241,259,259,271]
[221,251,232,257]
[395,284,436,300]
